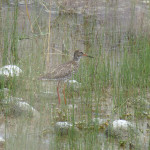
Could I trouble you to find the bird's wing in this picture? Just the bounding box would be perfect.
[41,61,78,80]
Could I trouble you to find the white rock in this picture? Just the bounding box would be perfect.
[3,97,23,103]
[106,120,136,138]
[68,80,79,84]
[0,136,5,142]
[66,80,81,89]
[0,136,5,146]
[2,97,40,118]
[16,101,40,118]
[55,122,73,135]
[0,65,22,77]
[142,1,150,4]
[112,120,134,130]
[105,120,142,148]
[56,122,73,128]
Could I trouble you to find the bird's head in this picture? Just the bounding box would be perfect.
[73,50,93,61]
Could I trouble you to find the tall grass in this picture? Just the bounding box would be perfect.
[0,0,149,150]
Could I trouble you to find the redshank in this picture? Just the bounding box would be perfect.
[40,50,93,105]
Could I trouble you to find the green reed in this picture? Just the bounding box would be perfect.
[1,1,149,150]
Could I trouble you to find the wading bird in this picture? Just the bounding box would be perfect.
[40,50,93,105]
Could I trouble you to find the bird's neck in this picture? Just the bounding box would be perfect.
[73,58,81,63]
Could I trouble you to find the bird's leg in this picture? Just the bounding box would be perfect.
[63,83,67,105]
[57,81,61,104]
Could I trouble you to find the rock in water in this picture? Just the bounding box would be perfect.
[0,65,22,77]
[55,122,77,135]
[16,101,40,118]
[2,97,40,118]
[0,136,5,147]
[105,120,144,149]
[112,120,134,130]
[66,80,81,89]
[106,120,137,137]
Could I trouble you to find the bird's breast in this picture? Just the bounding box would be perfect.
[71,62,79,74]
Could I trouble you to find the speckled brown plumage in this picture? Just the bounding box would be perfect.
[40,60,79,81]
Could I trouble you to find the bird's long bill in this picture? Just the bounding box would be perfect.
[83,53,94,58]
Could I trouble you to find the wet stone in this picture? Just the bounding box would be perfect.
[106,120,137,138]
[0,65,22,77]
[0,136,5,147]
[0,65,22,89]
[105,120,143,149]
[55,122,77,135]
[2,97,40,118]
[66,80,81,89]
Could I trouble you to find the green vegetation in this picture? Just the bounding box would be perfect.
[0,0,149,150]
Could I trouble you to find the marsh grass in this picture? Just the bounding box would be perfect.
[0,0,149,150]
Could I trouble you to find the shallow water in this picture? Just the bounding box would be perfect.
[0,0,149,150]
